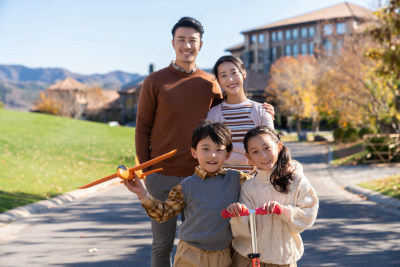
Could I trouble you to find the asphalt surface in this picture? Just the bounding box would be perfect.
[1,142,400,266]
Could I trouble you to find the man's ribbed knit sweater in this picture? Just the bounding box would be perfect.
[135,63,222,176]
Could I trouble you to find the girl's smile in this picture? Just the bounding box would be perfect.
[246,133,282,171]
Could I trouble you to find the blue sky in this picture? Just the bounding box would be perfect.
[0,0,376,76]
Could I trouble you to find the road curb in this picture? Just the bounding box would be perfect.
[0,179,120,223]
[344,184,400,210]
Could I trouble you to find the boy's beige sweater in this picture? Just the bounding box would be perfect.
[230,163,319,264]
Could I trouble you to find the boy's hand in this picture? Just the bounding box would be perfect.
[262,201,280,214]
[123,174,147,199]
[227,202,247,217]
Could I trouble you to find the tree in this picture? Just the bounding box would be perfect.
[366,0,400,131]
[267,56,319,135]
[317,33,398,132]
[33,92,59,115]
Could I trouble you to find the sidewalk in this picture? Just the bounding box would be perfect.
[327,146,400,210]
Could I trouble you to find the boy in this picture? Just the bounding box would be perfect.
[124,121,249,267]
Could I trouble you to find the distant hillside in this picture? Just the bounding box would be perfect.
[0,64,146,110]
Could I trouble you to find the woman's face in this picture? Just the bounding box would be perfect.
[217,62,246,97]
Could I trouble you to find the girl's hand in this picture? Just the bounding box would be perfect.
[123,174,147,199]
[227,202,247,217]
[262,201,280,214]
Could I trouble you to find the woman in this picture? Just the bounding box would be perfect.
[207,55,274,172]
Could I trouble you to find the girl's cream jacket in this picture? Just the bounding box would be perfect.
[230,163,319,264]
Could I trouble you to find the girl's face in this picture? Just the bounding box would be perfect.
[217,62,246,97]
[246,133,282,171]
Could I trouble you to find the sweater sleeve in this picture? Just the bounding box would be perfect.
[254,101,274,129]
[278,172,319,234]
[135,76,157,163]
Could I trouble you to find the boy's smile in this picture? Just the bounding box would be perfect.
[191,136,231,173]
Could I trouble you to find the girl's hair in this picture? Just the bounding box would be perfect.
[243,126,295,193]
[191,120,233,153]
[213,55,246,80]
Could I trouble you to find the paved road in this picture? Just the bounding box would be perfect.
[0,142,399,266]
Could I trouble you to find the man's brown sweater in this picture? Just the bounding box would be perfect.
[135,64,223,176]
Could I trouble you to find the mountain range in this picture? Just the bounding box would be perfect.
[0,64,146,110]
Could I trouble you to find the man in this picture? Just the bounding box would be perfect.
[135,17,273,267]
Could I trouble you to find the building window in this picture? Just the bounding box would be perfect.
[324,24,333,35]
[259,33,265,44]
[337,39,343,51]
[285,29,291,40]
[324,40,333,51]
[309,26,314,37]
[292,28,298,39]
[258,49,263,62]
[251,34,257,44]
[285,44,291,56]
[337,22,346,34]
[292,44,298,58]
[271,32,276,42]
[301,27,308,38]
[301,43,307,55]
[309,42,314,55]
[271,47,277,61]
[277,30,283,41]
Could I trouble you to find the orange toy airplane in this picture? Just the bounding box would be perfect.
[78,149,177,189]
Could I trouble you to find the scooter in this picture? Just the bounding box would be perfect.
[222,205,282,267]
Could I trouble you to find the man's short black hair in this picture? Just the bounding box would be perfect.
[172,17,204,39]
[191,120,233,152]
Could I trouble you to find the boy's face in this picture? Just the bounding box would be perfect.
[191,136,231,173]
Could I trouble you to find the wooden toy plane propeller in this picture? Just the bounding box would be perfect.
[78,149,177,189]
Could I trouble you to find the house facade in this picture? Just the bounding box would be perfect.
[226,2,375,75]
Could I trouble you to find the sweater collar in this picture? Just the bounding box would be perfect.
[171,61,197,74]
[254,167,275,182]
[195,166,226,180]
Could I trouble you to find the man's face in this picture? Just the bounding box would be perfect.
[172,27,202,68]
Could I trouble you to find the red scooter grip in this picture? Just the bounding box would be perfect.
[221,205,282,219]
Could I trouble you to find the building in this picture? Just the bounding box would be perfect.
[226,2,375,75]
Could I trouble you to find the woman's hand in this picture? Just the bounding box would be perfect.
[262,102,275,119]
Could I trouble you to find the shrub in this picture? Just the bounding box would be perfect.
[359,125,377,138]
[0,101,4,109]
[343,127,359,142]
[333,128,345,142]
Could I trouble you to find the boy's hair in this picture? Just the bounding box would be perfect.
[172,17,204,39]
[191,120,233,152]
[244,126,295,193]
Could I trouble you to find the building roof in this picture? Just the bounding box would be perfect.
[225,42,245,52]
[242,2,374,33]
[47,77,89,91]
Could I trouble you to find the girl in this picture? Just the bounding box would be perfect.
[226,126,319,267]
[207,55,274,172]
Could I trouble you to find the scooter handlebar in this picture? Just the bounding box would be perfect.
[221,205,282,219]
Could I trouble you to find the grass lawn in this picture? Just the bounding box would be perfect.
[358,175,400,200]
[0,109,135,213]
